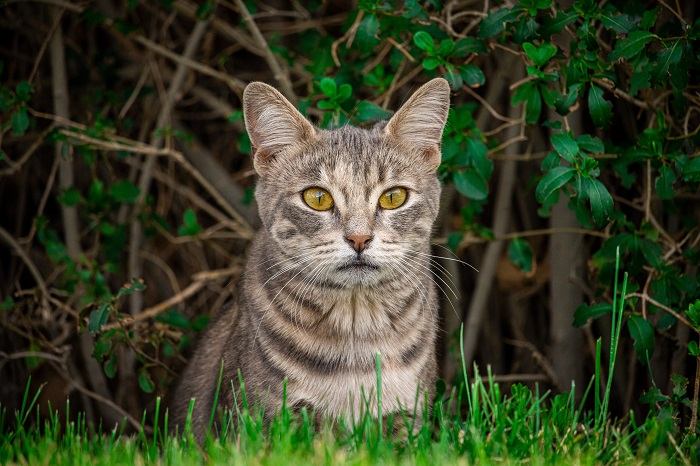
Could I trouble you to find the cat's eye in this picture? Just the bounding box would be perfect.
[302,187,334,211]
[378,187,408,210]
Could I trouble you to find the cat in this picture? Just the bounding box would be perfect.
[171,78,450,439]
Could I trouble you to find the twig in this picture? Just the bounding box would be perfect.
[504,339,559,388]
[691,346,700,434]
[592,77,650,110]
[57,127,253,234]
[464,85,519,123]
[0,126,53,176]
[102,267,240,331]
[125,19,211,405]
[331,10,364,67]
[133,35,246,94]
[625,293,694,330]
[4,0,85,13]
[463,66,522,366]
[52,361,144,431]
[49,5,116,425]
[233,0,297,102]
[174,122,259,227]
[173,0,263,57]
[29,8,64,83]
[0,226,50,311]
[387,37,416,62]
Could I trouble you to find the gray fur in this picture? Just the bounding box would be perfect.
[171,78,450,439]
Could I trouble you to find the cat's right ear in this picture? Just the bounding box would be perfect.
[243,82,316,175]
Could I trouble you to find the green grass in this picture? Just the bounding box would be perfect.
[0,250,696,465]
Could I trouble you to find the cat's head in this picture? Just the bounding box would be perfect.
[243,79,450,288]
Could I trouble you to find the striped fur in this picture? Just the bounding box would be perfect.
[172,79,450,439]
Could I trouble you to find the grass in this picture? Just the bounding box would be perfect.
[0,249,696,465]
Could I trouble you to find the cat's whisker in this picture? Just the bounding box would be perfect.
[425,245,480,273]
[407,251,460,292]
[402,254,459,301]
[283,259,328,327]
[253,258,320,345]
[262,249,320,270]
[400,256,459,320]
[260,254,317,290]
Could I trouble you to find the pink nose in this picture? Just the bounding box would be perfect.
[345,234,373,252]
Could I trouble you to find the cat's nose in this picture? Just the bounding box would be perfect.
[345,233,373,253]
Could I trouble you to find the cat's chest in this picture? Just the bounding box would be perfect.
[287,360,424,419]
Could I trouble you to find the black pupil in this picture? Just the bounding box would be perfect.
[315,191,323,205]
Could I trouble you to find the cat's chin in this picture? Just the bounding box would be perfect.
[331,259,384,287]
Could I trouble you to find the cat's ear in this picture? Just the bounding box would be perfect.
[384,78,450,169]
[243,82,316,175]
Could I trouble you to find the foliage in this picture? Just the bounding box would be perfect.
[0,0,699,446]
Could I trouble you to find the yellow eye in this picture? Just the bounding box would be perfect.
[379,187,408,210]
[302,187,334,211]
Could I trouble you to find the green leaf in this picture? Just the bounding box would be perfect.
[446,231,463,251]
[550,132,579,163]
[227,110,243,124]
[523,42,557,67]
[688,341,700,357]
[0,296,15,311]
[88,303,110,334]
[15,81,33,102]
[454,170,488,200]
[536,166,575,203]
[413,31,435,52]
[444,65,463,90]
[104,354,117,378]
[319,77,337,97]
[507,238,533,273]
[627,315,655,362]
[116,279,146,298]
[599,13,636,33]
[573,303,612,327]
[655,40,682,79]
[109,180,140,203]
[460,64,485,88]
[525,85,542,124]
[355,14,380,52]
[138,369,155,393]
[11,106,29,136]
[156,308,190,329]
[178,208,202,236]
[337,83,352,101]
[541,10,578,35]
[354,100,392,123]
[58,187,82,206]
[687,300,700,329]
[479,7,516,38]
[422,57,441,70]
[681,157,700,182]
[581,177,613,227]
[655,165,675,200]
[195,0,215,19]
[453,37,486,55]
[576,134,604,154]
[588,84,612,127]
[437,39,455,56]
[609,30,655,60]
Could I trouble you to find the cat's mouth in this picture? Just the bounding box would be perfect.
[337,258,379,272]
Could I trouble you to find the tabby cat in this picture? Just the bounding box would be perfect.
[172,78,450,438]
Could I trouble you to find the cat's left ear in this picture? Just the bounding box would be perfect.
[243,82,316,176]
[384,78,450,170]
